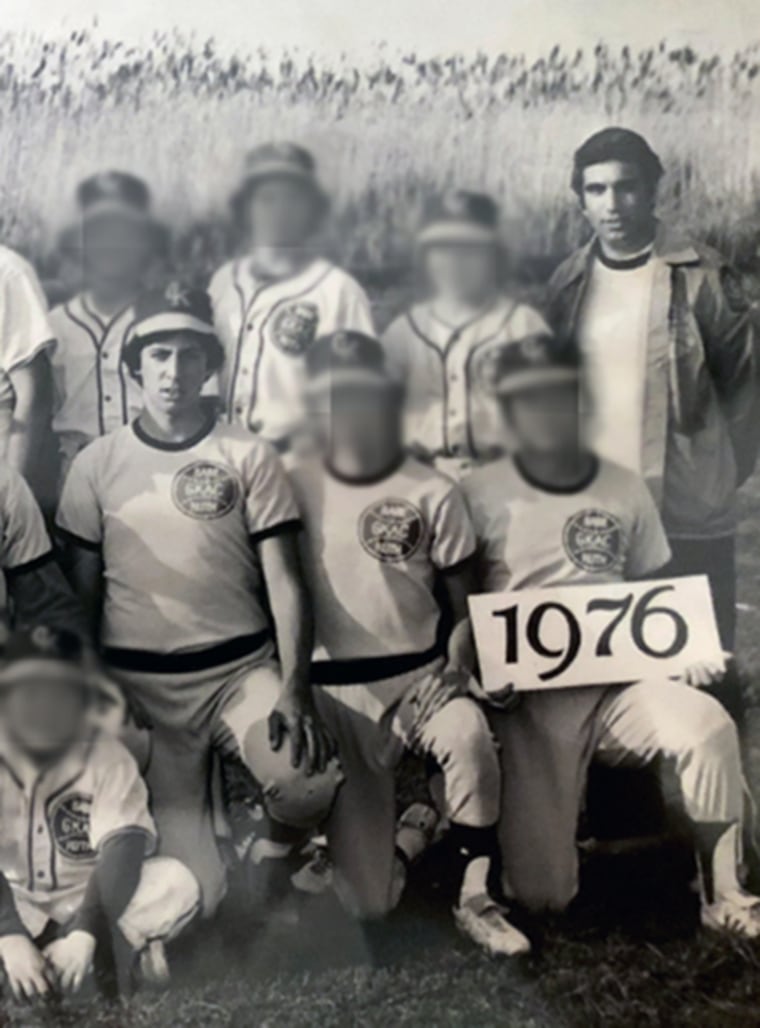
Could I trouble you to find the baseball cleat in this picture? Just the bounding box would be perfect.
[453,894,531,957]
[395,802,441,865]
[702,890,760,938]
[138,940,171,987]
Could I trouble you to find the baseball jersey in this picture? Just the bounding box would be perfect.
[381,297,550,460]
[56,418,300,656]
[49,293,142,462]
[0,246,54,448]
[209,256,374,443]
[577,253,656,473]
[0,462,54,616]
[288,455,476,663]
[462,455,671,591]
[0,730,155,936]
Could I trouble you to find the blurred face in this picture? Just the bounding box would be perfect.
[3,677,86,760]
[499,381,581,455]
[580,161,655,253]
[82,215,151,295]
[424,243,498,305]
[139,335,209,415]
[244,178,320,248]
[310,384,401,466]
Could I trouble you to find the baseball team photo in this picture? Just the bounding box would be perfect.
[1,0,760,1024]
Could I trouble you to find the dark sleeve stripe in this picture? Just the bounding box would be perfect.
[55,526,103,553]
[3,550,56,579]
[438,552,476,576]
[249,518,302,545]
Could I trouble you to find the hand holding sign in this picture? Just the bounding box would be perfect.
[468,575,724,695]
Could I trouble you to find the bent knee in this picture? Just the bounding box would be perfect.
[426,697,494,756]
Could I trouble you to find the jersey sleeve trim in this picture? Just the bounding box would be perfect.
[3,336,55,376]
[437,552,476,576]
[96,824,157,858]
[249,518,302,544]
[55,526,103,553]
[3,550,56,579]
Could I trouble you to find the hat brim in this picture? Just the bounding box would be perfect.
[0,658,86,691]
[417,221,500,248]
[306,369,396,394]
[238,165,327,201]
[82,200,154,225]
[132,313,218,340]
[491,367,580,397]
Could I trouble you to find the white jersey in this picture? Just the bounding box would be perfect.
[209,256,374,443]
[0,246,54,447]
[577,254,656,472]
[49,293,142,463]
[462,455,671,592]
[0,730,155,935]
[56,418,299,657]
[382,297,549,462]
[288,455,476,665]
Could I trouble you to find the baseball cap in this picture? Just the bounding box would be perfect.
[123,283,225,374]
[0,626,87,692]
[571,128,664,197]
[478,333,581,398]
[417,190,500,248]
[234,142,327,206]
[305,331,394,394]
[77,171,153,224]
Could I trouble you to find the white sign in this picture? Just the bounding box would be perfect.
[468,575,724,693]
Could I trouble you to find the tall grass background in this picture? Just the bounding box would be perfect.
[1,29,759,288]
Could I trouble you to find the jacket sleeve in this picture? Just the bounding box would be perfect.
[695,263,760,486]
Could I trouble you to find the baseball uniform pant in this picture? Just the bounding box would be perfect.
[314,658,500,919]
[15,857,200,951]
[112,646,341,917]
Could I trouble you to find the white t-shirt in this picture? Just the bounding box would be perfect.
[0,730,155,935]
[209,256,374,442]
[49,294,142,460]
[577,254,656,473]
[382,297,549,460]
[56,419,299,654]
[462,455,671,591]
[288,455,476,662]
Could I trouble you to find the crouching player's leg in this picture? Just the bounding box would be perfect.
[214,653,343,915]
[594,678,760,937]
[394,668,531,956]
[0,627,201,1003]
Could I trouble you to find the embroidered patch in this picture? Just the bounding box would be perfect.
[49,793,95,862]
[172,461,239,520]
[271,302,319,355]
[563,508,623,574]
[358,498,425,563]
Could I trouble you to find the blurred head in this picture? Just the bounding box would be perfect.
[233,143,328,249]
[305,332,404,467]
[571,128,663,252]
[479,333,582,455]
[124,284,224,415]
[418,190,502,304]
[0,628,89,761]
[77,171,158,296]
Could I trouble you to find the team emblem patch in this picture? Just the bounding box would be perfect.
[563,508,623,574]
[172,461,239,520]
[358,498,425,563]
[49,793,95,862]
[271,302,319,355]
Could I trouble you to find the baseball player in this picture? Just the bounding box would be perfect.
[209,142,374,449]
[0,243,55,502]
[55,284,341,918]
[457,332,760,937]
[288,330,530,957]
[49,172,160,478]
[381,190,549,480]
[0,626,200,1002]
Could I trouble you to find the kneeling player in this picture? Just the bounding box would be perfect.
[459,333,760,936]
[0,627,200,1002]
[55,286,342,917]
[288,330,529,956]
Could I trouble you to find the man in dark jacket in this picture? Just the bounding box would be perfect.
[547,126,760,655]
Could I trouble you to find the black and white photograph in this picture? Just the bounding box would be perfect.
[0,0,759,1024]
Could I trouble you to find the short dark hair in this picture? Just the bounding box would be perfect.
[571,127,664,200]
[122,330,225,380]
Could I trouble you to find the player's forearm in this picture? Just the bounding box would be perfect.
[72,831,145,936]
[0,873,28,940]
[446,616,477,675]
[7,357,53,495]
[271,575,314,698]
[7,559,89,640]
[64,543,104,641]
